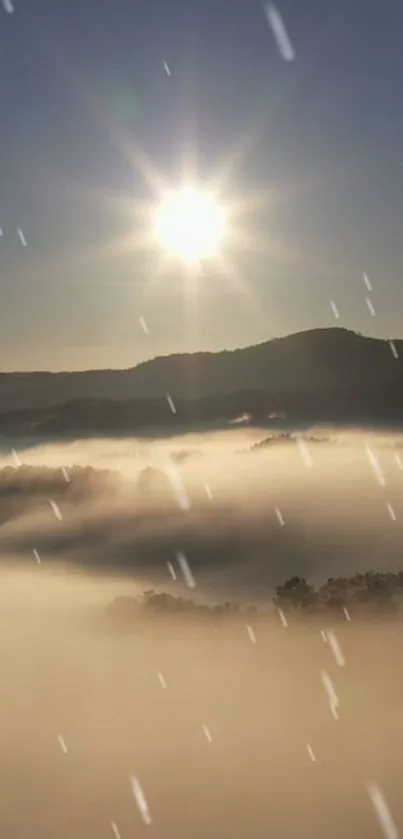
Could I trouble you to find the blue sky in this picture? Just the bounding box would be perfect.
[1,0,403,370]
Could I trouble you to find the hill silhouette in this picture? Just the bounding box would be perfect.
[0,328,402,434]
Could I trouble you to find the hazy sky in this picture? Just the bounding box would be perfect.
[2,0,403,371]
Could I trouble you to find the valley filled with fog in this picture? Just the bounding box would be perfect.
[0,427,402,597]
[1,427,403,839]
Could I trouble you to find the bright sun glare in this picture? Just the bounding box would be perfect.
[154,186,227,262]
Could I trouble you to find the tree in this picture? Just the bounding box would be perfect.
[274,576,316,611]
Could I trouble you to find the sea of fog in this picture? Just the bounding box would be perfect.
[0,426,402,600]
[1,427,403,838]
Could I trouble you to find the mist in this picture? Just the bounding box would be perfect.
[0,428,402,597]
[1,428,403,837]
[1,549,403,839]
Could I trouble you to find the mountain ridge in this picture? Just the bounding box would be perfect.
[0,328,401,411]
[0,328,402,432]
[0,327,388,376]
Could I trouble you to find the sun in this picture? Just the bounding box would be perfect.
[153,186,227,262]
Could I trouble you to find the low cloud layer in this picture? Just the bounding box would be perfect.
[1,557,403,839]
[0,428,402,600]
[2,428,403,839]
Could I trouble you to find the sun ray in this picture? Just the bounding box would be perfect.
[31,31,302,312]
[213,254,268,322]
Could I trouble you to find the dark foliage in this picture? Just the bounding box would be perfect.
[106,570,403,626]
[274,571,403,616]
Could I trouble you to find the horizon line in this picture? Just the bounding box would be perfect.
[0,326,397,376]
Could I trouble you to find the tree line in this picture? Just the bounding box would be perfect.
[106,570,403,625]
